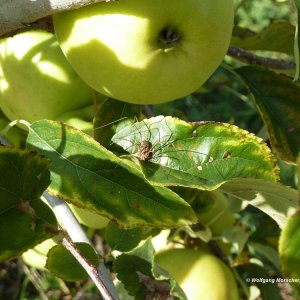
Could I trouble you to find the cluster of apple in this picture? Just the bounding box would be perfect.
[1,0,235,298]
[0,0,233,120]
[0,30,94,133]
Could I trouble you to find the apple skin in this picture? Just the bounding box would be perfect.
[194,191,235,255]
[22,248,48,270]
[53,0,234,104]
[57,103,94,136]
[155,248,239,300]
[0,30,92,124]
[196,191,235,236]
[69,204,109,229]
[22,237,59,270]
[279,210,300,293]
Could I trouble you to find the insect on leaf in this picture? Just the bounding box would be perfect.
[111,116,278,190]
[26,120,197,229]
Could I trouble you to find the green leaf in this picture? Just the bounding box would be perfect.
[26,120,196,229]
[114,254,154,299]
[236,66,300,163]
[112,116,278,190]
[114,239,186,300]
[248,242,280,269]
[0,147,57,261]
[220,178,298,228]
[46,242,99,281]
[223,225,250,254]
[93,93,141,147]
[294,0,300,10]
[231,22,295,55]
[105,221,143,252]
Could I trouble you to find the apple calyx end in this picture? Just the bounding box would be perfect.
[158,27,181,49]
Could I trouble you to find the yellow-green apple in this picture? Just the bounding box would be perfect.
[155,248,239,300]
[279,210,300,293]
[69,204,109,229]
[22,248,48,270]
[53,0,234,104]
[22,237,59,270]
[195,191,235,254]
[57,103,94,135]
[196,191,235,236]
[0,30,92,125]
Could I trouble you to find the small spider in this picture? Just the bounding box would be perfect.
[136,140,154,161]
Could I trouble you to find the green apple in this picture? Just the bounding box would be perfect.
[155,248,239,300]
[57,103,94,135]
[69,204,109,229]
[0,30,92,125]
[194,191,235,254]
[34,236,61,256]
[22,248,48,270]
[196,191,235,236]
[279,210,300,293]
[53,0,234,104]
[22,237,59,270]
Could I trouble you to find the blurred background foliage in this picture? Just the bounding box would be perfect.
[234,0,296,30]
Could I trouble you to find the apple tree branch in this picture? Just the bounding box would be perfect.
[228,46,295,70]
[0,0,117,37]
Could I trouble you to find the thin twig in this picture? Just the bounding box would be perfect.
[228,46,296,70]
[43,193,119,300]
[61,234,117,300]
[21,263,49,300]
